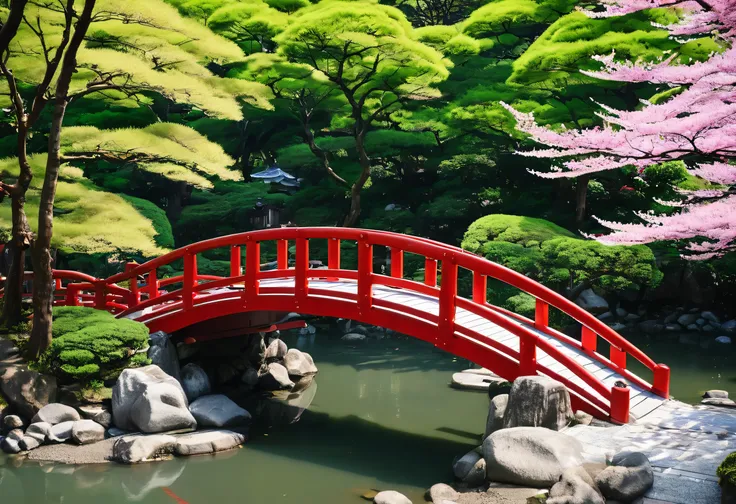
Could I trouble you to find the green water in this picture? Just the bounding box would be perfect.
[0,330,734,503]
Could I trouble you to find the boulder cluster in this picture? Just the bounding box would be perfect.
[0,329,318,464]
[378,375,655,504]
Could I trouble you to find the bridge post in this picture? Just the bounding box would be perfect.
[472,272,486,304]
[610,385,631,424]
[438,257,457,342]
[65,284,79,306]
[277,240,289,269]
[390,248,403,278]
[126,262,140,306]
[245,240,261,302]
[610,345,626,370]
[328,238,340,269]
[230,246,242,277]
[94,282,106,310]
[358,237,373,314]
[534,300,548,329]
[183,253,198,310]
[295,237,309,305]
[424,258,437,287]
[653,364,670,398]
[147,269,158,300]
[581,327,597,353]
[519,332,537,376]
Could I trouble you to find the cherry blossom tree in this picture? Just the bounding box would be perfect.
[503,0,736,259]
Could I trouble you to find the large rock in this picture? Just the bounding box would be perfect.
[575,289,608,314]
[703,390,729,399]
[427,483,459,503]
[47,421,74,443]
[3,414,24,432]
[702,311,720,324]
[342,333,366,342]
[112,434,177,463]
[259,362,295,391]
[453,448,485,486]
[483,427,585,486]
[264,338,288,361]
[189,395,251,428]
[1,429,21,453]
[180,363,211,402]
[548,466,604,504]
[79,404,112,428]
[174,430,245,456]
[722,320,736,333]
[702,397,736,408]
[112,365,196,433]
[503,376,573,431]
[485,394,508,439]
[677,313,698,326]
[716,335,732,344]
[25,421,52,442]
[595,451,653,502]
[284,349,318,377]
[0,368,57,419]
[374,490,412,504]
[19,435,41,451]
[147,331,180,380]
[32,403,80,425]
[72,419,106,445]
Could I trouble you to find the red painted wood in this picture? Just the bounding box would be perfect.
[391,248,403,278]
[358,238,373,314]
[535,300,549,329]
[438,258,457,343]
[610,345,627,370]
[328,238,340,270]
[277,240,288,269]
[610,386,630,424]
[230,246,242,277]
[245,240,260,302]
[424,258,437,287]
[653,364,670,398]
[581,327,597,353]
[472,272,486,304]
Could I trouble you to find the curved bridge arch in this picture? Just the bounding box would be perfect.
[44,227,669,424]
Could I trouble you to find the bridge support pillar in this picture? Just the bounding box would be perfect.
[610,385,630,424]
[653,364,670,398]
[519,333,537,376]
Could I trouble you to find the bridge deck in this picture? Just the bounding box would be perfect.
[130,277,665,420]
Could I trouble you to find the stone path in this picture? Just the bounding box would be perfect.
[565,400,735,503]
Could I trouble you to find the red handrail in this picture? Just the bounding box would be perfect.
[5,227,669,423]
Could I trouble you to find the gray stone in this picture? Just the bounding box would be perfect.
[595,451,653,503]
[696,318,707,326]
[624,313,641,322]
[615,308,628,318]
[25,421,52,442]
[3,414,24,432]
[72,419,106,445]
[575,289,608,314]
[677,313,698,326]
[702,311,720,324]
[701,397,736,408]
[483,427,584,486]
[452,372,505,391]
[638,320,664,334]
[32,403,80,425]
[548,466,604,504]
[485,394,508,439]
[48,421,74,443]
[664,323,681,332]
[721,320,736,333]
[174,429,245,456]
[716,335,732,344]
[19,435,41,451]
[189,394,251,428]
[0,367,57,419]
[284,348,318,377]
[374,490,412,504]
[427,483,459,503]
[663,312,679,324]
[686,323,700,332]
[112,365,196,433]
[176,341,200,361]
[342,333,366,342]
[574,410,594,426]
[598,312,614,322]
[264,338,288,361]
[609,323,626,332]
[147,331,180,380]
[180,363,211,402]
[703,390,729,399]
[488,379,513,399]
[79,404,112,428]
[1,434,20,453]
[241,367,259,387]
[112,434,177,463]
[259,362,294,391]
[702,324,716,332]
[453,448,485,486]
[503,376,573,431]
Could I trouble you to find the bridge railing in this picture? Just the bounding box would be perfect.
[53,227,668,423]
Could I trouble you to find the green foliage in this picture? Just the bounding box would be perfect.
[39,307,150,382]
[121,195,175,249]
[718,452,736,487]
[462,214,574,252]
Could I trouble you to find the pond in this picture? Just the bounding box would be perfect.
[0,328,734,503]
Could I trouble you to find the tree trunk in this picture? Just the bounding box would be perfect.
[343,132,371,227]
[575,175,590,224]
[29,0,96,358]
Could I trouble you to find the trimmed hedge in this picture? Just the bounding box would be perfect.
[39,306,150,381]
[718,452,736,487]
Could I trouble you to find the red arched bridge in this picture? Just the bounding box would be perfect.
[25,228,670,424]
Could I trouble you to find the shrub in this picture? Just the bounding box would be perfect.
[718,452,736,487]
[39,307,150,382]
